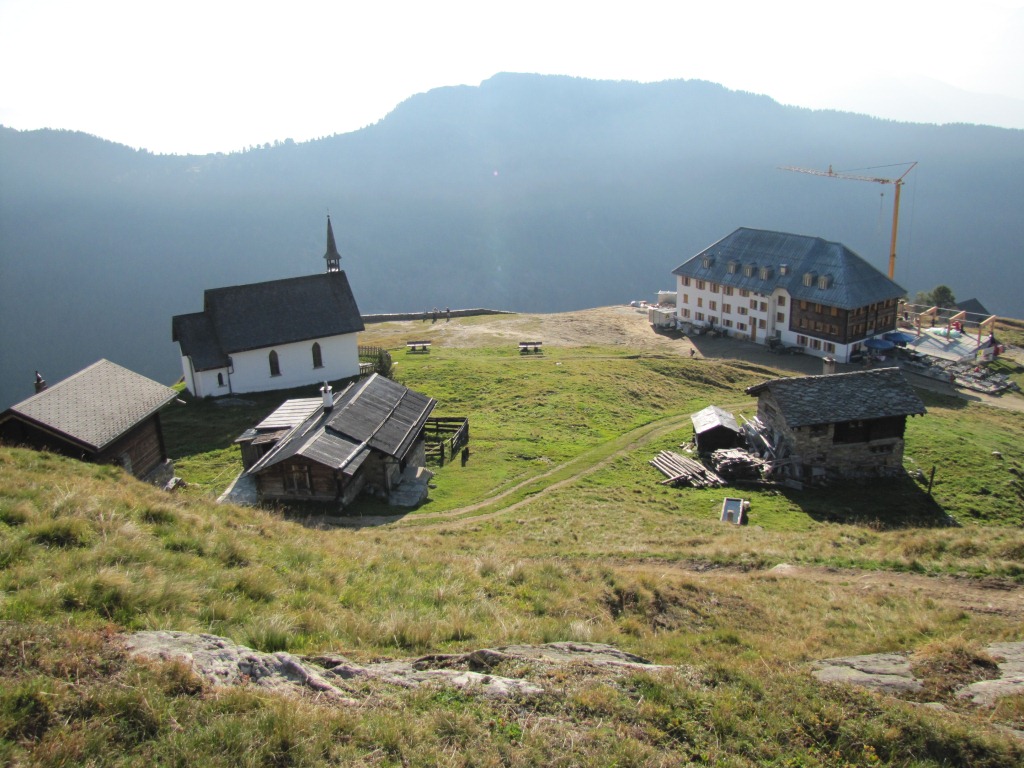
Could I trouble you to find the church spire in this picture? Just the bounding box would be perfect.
[324,215,341,273]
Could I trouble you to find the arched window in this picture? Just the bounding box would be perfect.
[217,372,225,387]
[269,350,281,377]
[312,342,323,369]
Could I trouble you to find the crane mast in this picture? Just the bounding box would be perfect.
[779,162,917,280]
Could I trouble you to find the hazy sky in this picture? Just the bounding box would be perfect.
[2,0,1022,155]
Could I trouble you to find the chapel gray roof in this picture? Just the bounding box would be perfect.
[172,272,364,371]
[1,359,177,452]
[672,228,905,310]
[745,367,926,428]
[246,374,436,475]
[690,405,740,435]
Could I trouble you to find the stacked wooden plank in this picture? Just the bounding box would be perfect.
[650,451,725,488]
[709,448,768,480]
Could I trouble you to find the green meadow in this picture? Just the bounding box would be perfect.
[1,317,1022,766]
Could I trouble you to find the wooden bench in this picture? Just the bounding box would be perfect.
[519,341,543,354]
[406,341,432,353]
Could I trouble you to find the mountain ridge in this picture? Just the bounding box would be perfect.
[1,73,1022,407]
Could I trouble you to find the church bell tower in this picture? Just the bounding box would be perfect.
[324,215,341,273]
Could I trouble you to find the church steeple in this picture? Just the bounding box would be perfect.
[324,215,341,273]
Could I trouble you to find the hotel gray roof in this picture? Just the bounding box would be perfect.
[172,272,364,371]
[1,359,177,452]
[672,228,905,310]
[746,367,926,428]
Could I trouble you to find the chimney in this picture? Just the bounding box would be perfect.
[822,357,837,375]
[321,382,333,410]
[34,371,47,394]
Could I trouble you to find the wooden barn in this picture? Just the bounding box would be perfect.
[745,367,926,483]
[0,360,178,482]
[243,374,438,507]
[690,405,742,453]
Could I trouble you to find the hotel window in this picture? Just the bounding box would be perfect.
[739,289,750,297]
[723,303,732,314]
[697,297,703,308]
[709,301,717,311]
[681,308,691,318]
[737,323,747,331]
[797,335,810,346]
[758,319,767,329]
[824,342,836,353]
[738,307,748,316]
[776,312,785,323]
[724,319,733,328]
[811,339,822,350]
[777,295,786,306]
[831,306,839,317]
[760,302,768,312]
[682,294,689,304]
[682,277,691,286]
[697,280,706,290]
[750,299,758,310]
[723,286,734,296]
[696,312,705,321]
[710,283,719,292]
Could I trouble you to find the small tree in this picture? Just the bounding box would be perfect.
[930,285,956,309]
[915,285,956,308]
[373,349,394,379]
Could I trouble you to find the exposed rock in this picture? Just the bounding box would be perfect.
[124,633,664,704]
[813,653,923,693]
[124,631,356,704]
[957,641,1024,706]
[813,641,1024,707]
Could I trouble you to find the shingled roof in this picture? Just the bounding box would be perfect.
[172,272,364,371]
[745,367,926,428]
[0,360,177,452]
[247,374,436,477]
[672,228,905,310]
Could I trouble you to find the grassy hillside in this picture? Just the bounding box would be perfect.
[2,320,1023,765]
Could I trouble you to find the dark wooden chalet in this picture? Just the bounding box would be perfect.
[0,360,178,481]
[244,374,437,506]
[690,405,742,453]
[745,367,926,483]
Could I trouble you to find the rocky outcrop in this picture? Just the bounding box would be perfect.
[812,653,923,694]
[124,632,667,704]
[957,642,1024,706]
[813,641,1024,707]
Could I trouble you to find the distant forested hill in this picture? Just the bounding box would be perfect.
[1,73,1022,406]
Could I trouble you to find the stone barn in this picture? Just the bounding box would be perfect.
[745,367,926,483]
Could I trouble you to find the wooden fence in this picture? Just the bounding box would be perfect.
[424,417,470,466]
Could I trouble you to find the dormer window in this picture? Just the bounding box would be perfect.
[803,271,816,287]
[818,275,832,290]
[780,264,789,275]
[743,264,756,278]
[727,260,739,274]
[701,255,715,269]
[760,266,773,281]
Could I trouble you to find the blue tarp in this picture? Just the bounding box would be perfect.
[864,337,896,350]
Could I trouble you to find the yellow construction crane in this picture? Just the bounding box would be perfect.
[779,162,917,280]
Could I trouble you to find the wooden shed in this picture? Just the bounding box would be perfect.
[691,405,742,453]
[0,360,178,482]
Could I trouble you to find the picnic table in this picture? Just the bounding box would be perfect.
[519,341,543,354]
[406,341,432,352]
